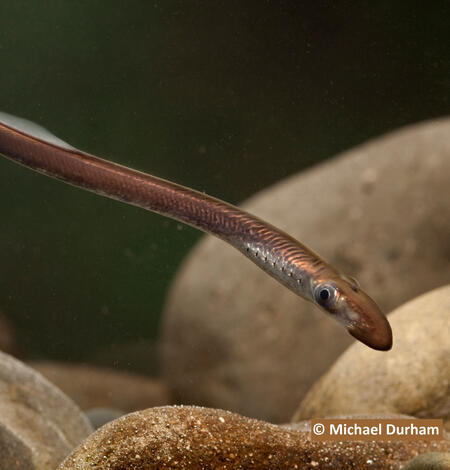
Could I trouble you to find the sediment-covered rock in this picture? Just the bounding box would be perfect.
[58,406,450,470]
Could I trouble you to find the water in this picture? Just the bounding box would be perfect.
[0,2,447,367]
[0,4,448,467]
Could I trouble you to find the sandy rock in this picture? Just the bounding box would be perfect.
[30,361,170,412]
[58,405,449,470]
[293,285,450,430]
[0,352,92,470]
[402,452,450,470]
[160,118,450,422]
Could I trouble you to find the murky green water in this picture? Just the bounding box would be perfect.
[0,2,448,371]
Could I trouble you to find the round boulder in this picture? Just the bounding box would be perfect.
[293,285,450,430]
[160,118,450,422]
[0,351,92,470]
[402,452,450,470]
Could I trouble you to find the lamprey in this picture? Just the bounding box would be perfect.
[0,112,392,350]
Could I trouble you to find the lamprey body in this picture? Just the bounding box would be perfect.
[0,112,392,350]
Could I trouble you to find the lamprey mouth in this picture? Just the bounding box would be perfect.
[347,313,393,351]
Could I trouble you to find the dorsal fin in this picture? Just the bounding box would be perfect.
[0,111,76,150]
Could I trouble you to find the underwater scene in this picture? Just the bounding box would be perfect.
[0,3,449,469]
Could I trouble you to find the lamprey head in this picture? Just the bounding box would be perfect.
[313,276,392,351]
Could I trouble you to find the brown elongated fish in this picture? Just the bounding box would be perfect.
[0,112,392,350]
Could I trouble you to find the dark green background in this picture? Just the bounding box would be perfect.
[0,2,448,369]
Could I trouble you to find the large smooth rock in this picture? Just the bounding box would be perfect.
[293,285,450,430]
[0,423,34,470]
[30,361,170,412]
[0,352,92,470]
[58,406,449,470]
[402,452,450,470]
[160,118,450,422]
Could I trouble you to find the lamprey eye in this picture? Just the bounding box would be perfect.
[319,289,330,300]
[314,283,337,308]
